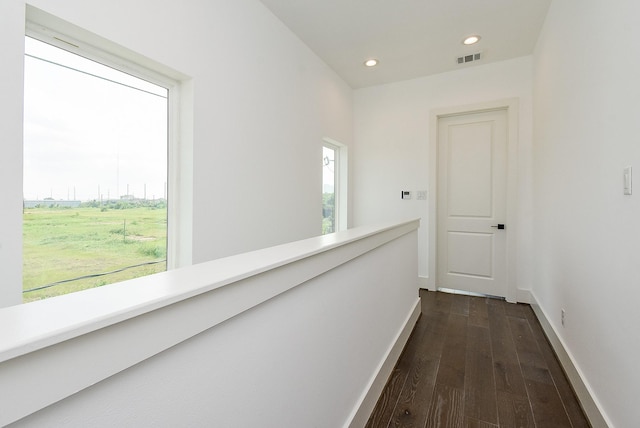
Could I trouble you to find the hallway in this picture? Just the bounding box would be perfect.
[366,290,589,427]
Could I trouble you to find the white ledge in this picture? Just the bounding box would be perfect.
[0,219,418,365]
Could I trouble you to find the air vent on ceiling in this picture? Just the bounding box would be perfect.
[457,52,482,65]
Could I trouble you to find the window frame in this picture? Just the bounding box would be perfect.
[23,15,191,297]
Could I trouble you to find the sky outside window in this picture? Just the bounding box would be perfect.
[23,36,168,202]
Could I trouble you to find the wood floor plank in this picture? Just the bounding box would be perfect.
[434,314,468,389]
[468,297,490,328]
[424,384,465,428]
[488,300,518,363]
[450,294,470,316]
[432,291,454,314]
[508,317,547,370]
[525,377,573,427]
[421,289,440,315]
[487,303,528,397]
[389,312,449,427]
[388,356,438,428]
[496,391,535,428]
[520,363,555,385]
[503,302,529,319]
[464,325,497,424]
[465,417,499,428]
[492,360,528,398]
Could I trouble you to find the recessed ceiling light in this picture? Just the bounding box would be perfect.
[364,59,379,67]
[463,35,481,45]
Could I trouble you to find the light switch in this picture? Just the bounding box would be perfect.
[624,166,632,195]
[401,191,412,200]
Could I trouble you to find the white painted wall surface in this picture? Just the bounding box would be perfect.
[532,0,640,426]
[0,2,25,306]
[0,0,353,307]
[352,57,534,292]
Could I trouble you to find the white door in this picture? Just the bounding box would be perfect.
[437,109,508,297]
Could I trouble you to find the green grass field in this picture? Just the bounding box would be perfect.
[23,205,167,303]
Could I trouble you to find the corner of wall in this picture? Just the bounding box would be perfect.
[516,288,533,304]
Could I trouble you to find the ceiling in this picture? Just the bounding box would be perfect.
[259,0,552,89]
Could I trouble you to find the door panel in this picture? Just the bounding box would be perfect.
[437,109,507,297]
[448,121,493,217]
[447,232,493,278]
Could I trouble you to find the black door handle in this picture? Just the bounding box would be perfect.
[491,224,505,230]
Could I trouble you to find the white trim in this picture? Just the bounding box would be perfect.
[428,98,519,302]
[346,298,421,428]
[418,275,431,290]
[170,79,194,268]
[529,292,611,428]
[516,288,533,304]
[25,5,188,83]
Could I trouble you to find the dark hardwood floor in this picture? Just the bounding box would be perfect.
[366,290,590,428]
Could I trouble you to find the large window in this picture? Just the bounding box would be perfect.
[23,33,173,302]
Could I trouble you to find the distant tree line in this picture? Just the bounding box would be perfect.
[25,199,167,210]
[83,199,167,210]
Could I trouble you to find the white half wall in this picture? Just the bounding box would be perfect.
[0,0,353,307]
[2,221,420,427]
[352,57,534,295]
[532,0,640,426]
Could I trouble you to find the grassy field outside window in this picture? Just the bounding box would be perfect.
[23,203,167,302]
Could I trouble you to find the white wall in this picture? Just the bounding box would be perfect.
[532,0,640,426]
[0,0,353,307]
[353,57,533,292]
[0,2,26,306]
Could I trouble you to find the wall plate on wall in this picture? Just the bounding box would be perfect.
[624,166,632,195]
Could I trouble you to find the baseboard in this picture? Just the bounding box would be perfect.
[516,288,533,304]
[346,298,421,428]
[529,294,610,428]
[418,276,431,290]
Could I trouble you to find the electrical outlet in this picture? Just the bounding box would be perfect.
[561,309,565,327]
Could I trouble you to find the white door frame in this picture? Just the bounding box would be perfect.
[428,98,519,303]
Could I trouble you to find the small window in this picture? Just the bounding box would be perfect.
[322,145,337,234]
[23,34,173,302]
[323,139,347,234]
